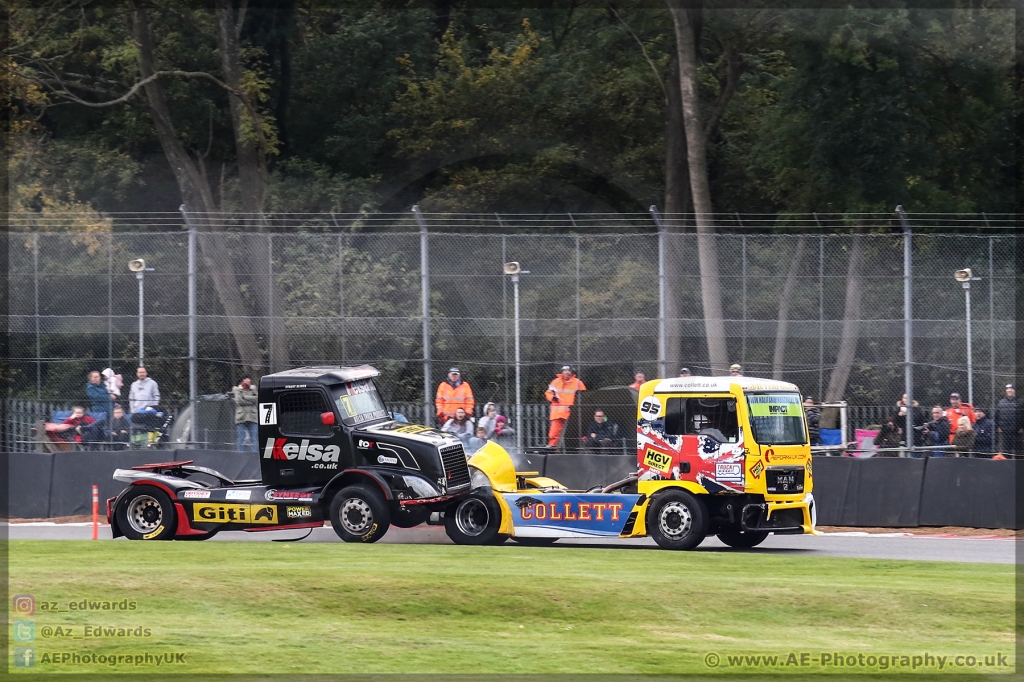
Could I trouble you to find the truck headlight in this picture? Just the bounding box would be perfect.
[470,467,491,490]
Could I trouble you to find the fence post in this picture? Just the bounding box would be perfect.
[268,233,274,373]
[338,234,346,362]
[649,206,668,378]
[896,206,914,451]
[413,206,432,420]
[575,235,581,376]
[107,231,113,370]
[34,233,40,399]
[988,235,995,410]
[180,205,198,447]
[817,229,824,401]
[741,234,747,366]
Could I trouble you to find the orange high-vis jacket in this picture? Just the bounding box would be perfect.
[545,375,586,420]
[944,403,976,443]
[436,380,475,419]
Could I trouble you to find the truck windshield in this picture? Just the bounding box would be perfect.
[331,379,389,426]
[746,392,807,445]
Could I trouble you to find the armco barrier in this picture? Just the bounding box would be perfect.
[918,458,1019,529]
[5,450,1020,528]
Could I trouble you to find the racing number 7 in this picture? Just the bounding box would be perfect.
[259,403,277,425]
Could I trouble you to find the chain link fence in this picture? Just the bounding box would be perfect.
[3,211,1018,452]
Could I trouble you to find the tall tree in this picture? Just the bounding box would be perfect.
[825,232,865,402]
[666,0,728,373]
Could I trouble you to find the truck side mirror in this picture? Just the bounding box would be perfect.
[321,412,336,426]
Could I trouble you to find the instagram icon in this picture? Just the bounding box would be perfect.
[12,594,35,616]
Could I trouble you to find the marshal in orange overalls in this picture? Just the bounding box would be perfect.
[545,369,586,447]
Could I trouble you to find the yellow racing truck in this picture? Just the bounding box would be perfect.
[445,376,817,550]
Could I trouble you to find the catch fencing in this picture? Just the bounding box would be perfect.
[3,210,1018,451]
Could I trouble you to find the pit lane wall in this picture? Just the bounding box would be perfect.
[2,451,1020,529]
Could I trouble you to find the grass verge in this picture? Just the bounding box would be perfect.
[7,540,1015,675]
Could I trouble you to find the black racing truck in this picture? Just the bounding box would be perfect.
[107,365,473,542]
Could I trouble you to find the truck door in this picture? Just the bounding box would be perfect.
[260,388,343,486]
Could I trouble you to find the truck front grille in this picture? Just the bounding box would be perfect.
[439,444,471,490]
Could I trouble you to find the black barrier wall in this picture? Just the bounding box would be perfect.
[4,451,1020,529]
[7,450,260,518]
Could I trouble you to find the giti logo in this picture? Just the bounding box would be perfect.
[263,438,341,463]
[192,503,278,524]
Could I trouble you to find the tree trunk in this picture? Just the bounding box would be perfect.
[772,235,807,380]
[668,0,729,374]
[213,1,291,372]
[133,1,264,372]
[824,232,866,402]
[663,52,691,371]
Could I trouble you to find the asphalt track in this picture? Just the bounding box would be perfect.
[4,523,1015,564]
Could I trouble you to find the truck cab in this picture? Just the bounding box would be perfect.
[108,365,473,543]
[634,376,816,547]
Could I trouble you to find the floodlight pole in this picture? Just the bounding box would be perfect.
[136,270,145,366]
[960,274,981,406]
[512,271,522,454]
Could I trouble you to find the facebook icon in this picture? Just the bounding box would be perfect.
[14,647,35,668]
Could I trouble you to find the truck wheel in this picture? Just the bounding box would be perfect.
[445,493,506,546]
[647,490,708,550]
[330,485,391,543]
[116,486,176,541]
[717,530,769,548]
[391,506,430,528]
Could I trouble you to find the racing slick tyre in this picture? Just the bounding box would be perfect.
[330,485,391,543]
[647,489,708,550]
[717,530,769,548]
[390,505,430,528]
[444,492,507,546]
[116,486,177,540]
[511,536,558,546]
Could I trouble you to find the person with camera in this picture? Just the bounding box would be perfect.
[914,406,950,456]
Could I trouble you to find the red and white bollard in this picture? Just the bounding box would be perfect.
[91,485,99,540]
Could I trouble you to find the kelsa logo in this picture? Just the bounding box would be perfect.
[192,504,278,524]
[263,438,341,462]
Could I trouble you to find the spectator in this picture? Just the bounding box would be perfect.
[943,392,976,443]
[86,370,112,416]
[442,407,475,445]
[729,364,743,377]
[62,406,98,446]
[679,367,692,377]
[467,426,489,453]
[917,406,950,454]
[951,416,976,457]
[233,375,258,452]
[804,397,821,446]
[109,404,132,449]
[875,415,903,449]
[973,409,995,456]
[478,402,511,439]
[896,394,928,445]
[583,410,621,448]
[545,365,586,447]
[129,366,160,413]
[435,367,474,426]
[629,372,646,391]
[994,384,1022,455]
